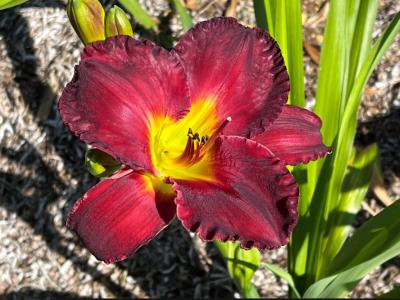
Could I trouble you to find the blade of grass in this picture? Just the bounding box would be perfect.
[117,0,157,30]
[170,0,192,32]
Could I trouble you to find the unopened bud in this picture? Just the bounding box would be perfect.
[85,148,122,177]
[67,0,105,44]
[105,5,133,38]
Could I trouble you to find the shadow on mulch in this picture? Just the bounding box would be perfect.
[356,107,400,179]
[0,3,234,298]
[1,289,80,300]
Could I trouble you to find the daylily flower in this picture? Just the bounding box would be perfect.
[59,17,331,263]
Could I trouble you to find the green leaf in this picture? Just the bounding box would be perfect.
[0,0,27,10]
[85,148,122,177]
[117,0,157,30]
[292,0,359,288]
[378,286,400,299]
[170,0,192,32]
[215,241,260,298]
[283,0,304,107]
[304,200,400,298]
[315,10,400,278]
[263,263,300,298]
[320,143,379,275]
[313,0,358,148]
[346,0,379,97]
[304,9,400,284]
[253,0,275,34]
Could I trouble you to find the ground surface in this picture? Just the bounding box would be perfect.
[0,0,399,298]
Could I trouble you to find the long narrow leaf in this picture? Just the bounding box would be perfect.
[264,263,300,298]
[170,0,192,32]
[346,0,379,97]
[304,200,400,298]
[284,0,304,107]
[273,0,287,65]
[302,0,360,285]
[307,7,400,283]
[0,0,27,9]
[215,241,260,298]
[320,143,378,274]
[117,0,157,30]
[253,0,275,35]
[316,11,400,277]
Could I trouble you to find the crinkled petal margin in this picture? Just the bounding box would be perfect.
[253,105,332,165]
[173,17,290,138]
[59,35,190,172]
[173,136,298,250]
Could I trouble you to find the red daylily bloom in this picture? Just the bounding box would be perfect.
[59,17,331,263]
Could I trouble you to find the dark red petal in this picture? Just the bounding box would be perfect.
[59,35,190,172]
[253,105,331,165]
[173,17,289,138]
[173,136,298,250]
[67,169,176,263]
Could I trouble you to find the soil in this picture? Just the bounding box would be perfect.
[0,0,399,298]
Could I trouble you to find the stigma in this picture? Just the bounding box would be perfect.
[173,117,231,167]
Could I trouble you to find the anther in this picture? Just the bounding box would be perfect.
[198,116,232,155]
[193,133,200,142]
[188,128,193,136]
[172,117,232,167]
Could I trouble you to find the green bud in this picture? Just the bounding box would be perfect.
[105,5,134,38]
[67,0,105,44]
[85,148,122,178]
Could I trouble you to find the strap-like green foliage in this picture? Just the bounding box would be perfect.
[264,262,300,298]
[117,0,157,30]
[215,241,260,298]
[303,200,400,298]
[0,0,27,10]
[171,0,193,32]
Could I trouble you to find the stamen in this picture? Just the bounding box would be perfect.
[193,132,200,142]
[172,117,231,167]
[198,116,232,155]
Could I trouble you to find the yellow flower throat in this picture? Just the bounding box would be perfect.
[149,99,230,182]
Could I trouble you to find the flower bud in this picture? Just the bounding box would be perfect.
[85,148,122,178]
[67,0,105,44]
[105,5,134,38]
